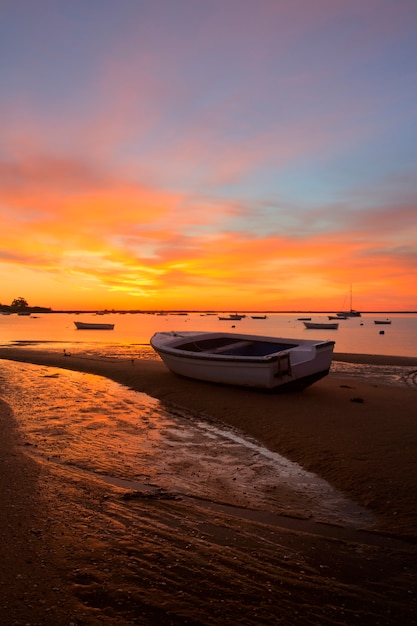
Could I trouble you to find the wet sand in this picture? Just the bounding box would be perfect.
[1,347,417,625]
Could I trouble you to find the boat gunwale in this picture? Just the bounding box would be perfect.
[150,333,335,365]
[152,345,290,364]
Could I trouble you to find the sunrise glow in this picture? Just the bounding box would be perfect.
[1,1,416,311]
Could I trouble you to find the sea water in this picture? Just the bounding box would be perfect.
[1,310,416,387]
[1,311,416,358]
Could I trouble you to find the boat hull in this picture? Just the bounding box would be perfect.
[337,310,361,317]
[218,315,245,320]
[74,321,114,330]
[150,331,335,391]
[303,322,339,330]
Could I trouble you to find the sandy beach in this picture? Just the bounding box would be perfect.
[1,347,417,625]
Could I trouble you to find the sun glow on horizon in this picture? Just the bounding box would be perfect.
[1,1,416,312]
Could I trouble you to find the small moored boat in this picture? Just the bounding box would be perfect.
[150,331,335,391]
[303,322,339,330]
[337,310,361,317]
[74,321,114,330]
[374,319,391,325]
[336,285,361,317]
[218,314,245,320]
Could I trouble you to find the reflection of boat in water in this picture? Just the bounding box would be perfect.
[150,330,335,391]
[74,321,115,330]
[374,319,391,325]
[329,315,347,320]
[303,322,339,330]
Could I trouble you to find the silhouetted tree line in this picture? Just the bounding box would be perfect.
[0,297,52,313]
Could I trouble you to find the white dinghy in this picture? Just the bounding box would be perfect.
[303,321,339,330]
[150,331,335,391]
[74,321,115,330]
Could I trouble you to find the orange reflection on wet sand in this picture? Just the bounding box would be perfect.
[1,360,373,527]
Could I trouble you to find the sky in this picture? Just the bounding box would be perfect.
[1,0,417,312]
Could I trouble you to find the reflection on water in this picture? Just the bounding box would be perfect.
[0,360,373,528]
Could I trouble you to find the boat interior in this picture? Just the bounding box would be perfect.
[176,336,299,357]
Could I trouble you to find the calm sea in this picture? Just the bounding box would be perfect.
[1,311,416,358]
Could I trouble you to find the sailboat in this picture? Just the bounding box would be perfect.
[336,285,361,318]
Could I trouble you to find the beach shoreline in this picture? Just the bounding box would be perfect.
[1,346,417,531]
[333,351,417,366]
[1,347,417,625]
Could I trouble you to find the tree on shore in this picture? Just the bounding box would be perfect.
[10,297,29,312]
[0,297,51,313]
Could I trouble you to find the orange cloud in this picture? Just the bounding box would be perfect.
[1,139,416,311]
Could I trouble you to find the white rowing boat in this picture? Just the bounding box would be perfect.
[150,331,335,391]
[74,321,115,330]
[303,322,339,330]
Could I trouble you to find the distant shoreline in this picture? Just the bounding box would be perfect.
[1,345,417,368]
[2,308,417,315]
[333,352,417,366]
[1,341,416,367]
